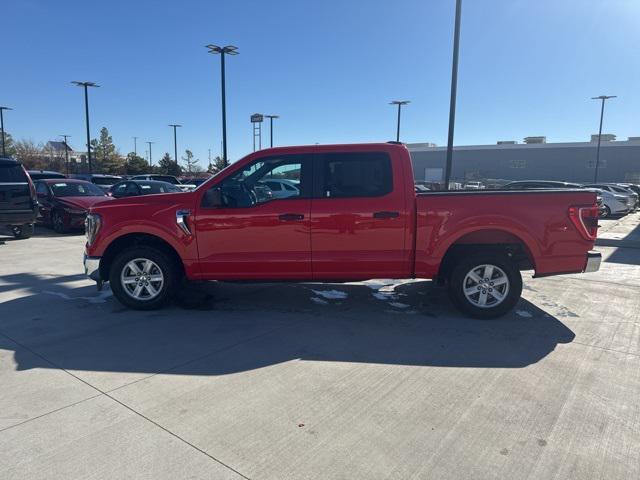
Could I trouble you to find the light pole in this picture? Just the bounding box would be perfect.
[133,136,138,158]
[389,101,409,142]
[444,0,462,190]
[264,115,279,148]
[60,134,71,174]
[206,44,238,167]
[146,141,154,167]
[0,106,13,157]
[168,124,182,167]
[591,95,616,183]
[71,81,99,173]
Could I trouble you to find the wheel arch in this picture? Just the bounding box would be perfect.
[99,232,185,281]
[437,228,536,284]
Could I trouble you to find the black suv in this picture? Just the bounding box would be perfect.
[0,157,38,239]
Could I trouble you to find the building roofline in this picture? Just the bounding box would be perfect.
[407,139,640,152]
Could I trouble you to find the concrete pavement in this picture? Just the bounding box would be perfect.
[0,215,639,479]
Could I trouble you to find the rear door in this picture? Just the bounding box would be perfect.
[311,150,409,280]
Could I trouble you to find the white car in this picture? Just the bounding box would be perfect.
[591,188,632,217]
[464,181,485,190]
[259,179,300,199]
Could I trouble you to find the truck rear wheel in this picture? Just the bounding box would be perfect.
[109,246,177,310]
[447,251,522,319]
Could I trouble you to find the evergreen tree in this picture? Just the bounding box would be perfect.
[0,130,17,157]
[207,156,226,174]
[91,127,123,174]
[158,152,182,176]
[125,152,150,174]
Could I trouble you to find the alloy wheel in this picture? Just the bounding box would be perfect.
[462,264,510,309]
[120,258,165,301]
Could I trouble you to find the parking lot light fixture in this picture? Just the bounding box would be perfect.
[146,141,154,167]
[71,81,99,173]
[444,0,463,190]
[389,101,410,142]
[206,44,239,167]
[264,115,279,148]
[168,124,182,167]
[0,106,13,157]
[591,95,616,183]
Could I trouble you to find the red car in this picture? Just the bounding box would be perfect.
[83,143,600,318]
[35,179,112,233]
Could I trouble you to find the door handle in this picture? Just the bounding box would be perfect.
[373,211,399,219]
[279,213,305,221]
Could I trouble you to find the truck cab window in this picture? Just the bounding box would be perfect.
[203,155,310,208]
[321,152,392,198]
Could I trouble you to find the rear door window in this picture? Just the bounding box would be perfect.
[318,152,392,198]
[0,164,28,183]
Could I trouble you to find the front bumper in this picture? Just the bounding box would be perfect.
[584,251,601,273]
[83,253,101,281]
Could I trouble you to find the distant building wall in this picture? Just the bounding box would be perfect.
[408,140,640,184]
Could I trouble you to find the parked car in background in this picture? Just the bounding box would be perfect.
[108,180,182,198]
[619,183,640,197]
[463,181,485,190]
[70,174,122,192]
[502,180,584,189]
[415,184,431,193]
[0,157,38,239]
[27,170,66,180]
[257,178,300,199]
[591,188,633,217]
[583,183,638,210]
[180,177,210,188]
[34,179,112,233]
[129,174,196,191]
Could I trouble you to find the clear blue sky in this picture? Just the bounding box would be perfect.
[2,0,639,165]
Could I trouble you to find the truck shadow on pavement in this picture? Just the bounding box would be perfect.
[0,273,576,377]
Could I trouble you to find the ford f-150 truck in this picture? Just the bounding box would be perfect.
[83,143,601,318]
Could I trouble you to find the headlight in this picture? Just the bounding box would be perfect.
[85,213,102,246]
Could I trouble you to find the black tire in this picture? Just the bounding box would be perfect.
[601,205,611,218]
[109,246,177,310]
[12,223,34,239]
[447,251,522,319]
[51,210,67,233]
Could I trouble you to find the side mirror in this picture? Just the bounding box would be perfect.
[203,187,223,207]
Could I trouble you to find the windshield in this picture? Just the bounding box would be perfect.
[50,182,106,197]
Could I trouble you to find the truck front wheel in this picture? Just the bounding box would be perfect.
[447,252,522,319]
[109,246,177,310]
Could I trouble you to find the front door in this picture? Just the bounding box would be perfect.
[194,153,313,280]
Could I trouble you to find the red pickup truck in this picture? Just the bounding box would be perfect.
[83,143,601,318]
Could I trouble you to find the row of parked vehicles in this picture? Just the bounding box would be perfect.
[2,156,638,240]
[0,162,210,238]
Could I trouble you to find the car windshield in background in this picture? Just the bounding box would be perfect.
[139,182,181,194]
[50,182,105,197]
[0,164,28,182]
[152,176,179,184]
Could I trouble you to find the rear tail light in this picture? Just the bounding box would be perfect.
[569,205,599,241]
